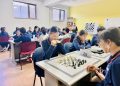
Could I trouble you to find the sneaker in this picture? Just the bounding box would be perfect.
[27,57,32,63]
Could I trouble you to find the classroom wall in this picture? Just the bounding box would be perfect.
[49,5,70,30]
[0,0,69,35]
[70,0,120,31]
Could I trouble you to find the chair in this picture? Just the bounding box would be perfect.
[19,42,36,70]
[32,47,45,86]
[0,36,9,42]
[0,36,10,51]
[62,38,71,44]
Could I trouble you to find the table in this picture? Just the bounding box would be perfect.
[36,49,110,86]
[9,40,16,60]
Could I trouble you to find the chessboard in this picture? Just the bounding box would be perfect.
[46,53,100,77]
[88,46,110,58]
[85,23,98,34]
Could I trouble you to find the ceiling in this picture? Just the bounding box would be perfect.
[39,0,99,7]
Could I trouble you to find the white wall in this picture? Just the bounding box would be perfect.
[104,18,120,29]
[0,0,69,35]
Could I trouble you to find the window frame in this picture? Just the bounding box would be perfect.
[52,8,66,22]
[13,1,37,19]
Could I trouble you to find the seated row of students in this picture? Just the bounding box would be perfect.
[34,26,91,60]
[0,25,105,49]
[13,26,48,41]
[13,27,104,50]
[14,27,31,43]
[0,25,104,48]
[13,26,47,38]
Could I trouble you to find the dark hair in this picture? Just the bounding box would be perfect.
[99,27,120,46]
[38,28,41,32]
[79,30,87,36]
[20,27,26,34]
[16,29,20,32]
[97,26,105,32]
[50,26,58,33]
[65,28,70,33]
[62,28,66,31]
[16,27,19,30]
[1,27,5,32]
[33,26,38,33]
[47,29,50,33]
[16,27,20,32]
[34,26,38,29]
[41,27,46,35]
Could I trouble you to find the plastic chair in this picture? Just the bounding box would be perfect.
[0,36,9,42]
[19,42,36,70]
[62,38,71,44]
[0,36,10,50]
[32,47,45,86]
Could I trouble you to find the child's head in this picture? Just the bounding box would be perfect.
[97,26,105,34]
[99,27,120,53]
[49,26,59,41]
[78,30,88,42]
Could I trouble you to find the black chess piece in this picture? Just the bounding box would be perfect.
[81,60,84,65]
[78,61,82,67]
[84,60,87,63]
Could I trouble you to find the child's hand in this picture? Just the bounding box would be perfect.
[87,65,98,72]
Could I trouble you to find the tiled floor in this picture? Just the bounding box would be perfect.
[0,51,44,86]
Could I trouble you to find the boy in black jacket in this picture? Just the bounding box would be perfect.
[42,26,66,60]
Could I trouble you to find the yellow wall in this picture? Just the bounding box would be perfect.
[70,0,120,31]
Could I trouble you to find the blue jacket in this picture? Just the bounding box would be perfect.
[32,31,38,37]
[13,35,21,40]
[27,31,33,38]
[14,33,31,43]
[0,32,9,47]
[72,36,91,50]
[91,34,99,46]
[104,51,120,86]
[42,38,66,59]
[0,31,9,37]
[70,32,76,42]
[97,51,120,86]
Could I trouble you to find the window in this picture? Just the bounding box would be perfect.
[29,5,36,19]
[52,8,65,21]
[60,10,65,21]
[13,1,37,19]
